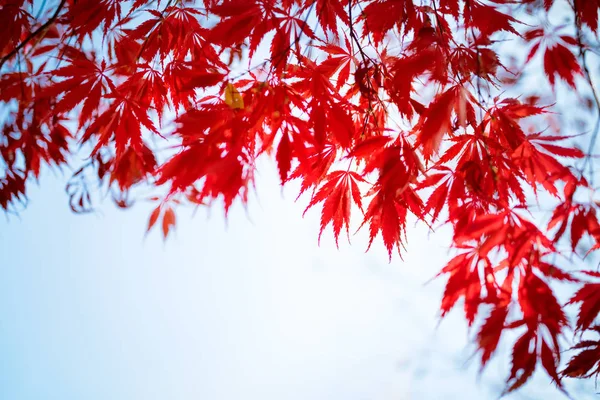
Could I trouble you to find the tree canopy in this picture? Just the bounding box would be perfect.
[2,0,600,395]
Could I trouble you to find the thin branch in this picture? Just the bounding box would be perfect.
[348,0,392,131]
[0,0,67,70]
[134,0,176,64]
[34,0,49,20]
[348,0,372,65]
[573,5,600,184]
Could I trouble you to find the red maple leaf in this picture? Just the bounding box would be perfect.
[304,170,365,245]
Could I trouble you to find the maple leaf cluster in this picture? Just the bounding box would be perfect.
[2,0,600,394]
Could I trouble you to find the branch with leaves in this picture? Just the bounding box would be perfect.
[2,0,600,395]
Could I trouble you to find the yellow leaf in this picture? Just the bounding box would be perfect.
[224,83,244,109]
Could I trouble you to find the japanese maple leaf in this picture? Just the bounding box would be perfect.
[209,1,269,48]
[66,0,125,37]
[511,140,574,196]
[568,282,600,332]
[464,1,519,38]
[386,48,447,119]
[543,43,583,88]
[0,72,35,103]
[0,2,31,59]
[522,26,583,89]
[360,188,409,259]
[147,204,177,240]
[477,269,514,369]
[477,304,510,367]
[198,153,252,212]
[110,143,157,190]
[304,170,365,245]
[359,144,424,258]
[437,251,486,325]
[157,142,250,213]
[83,95,157,158]
[519,273,567,335]
[562,329,600,379]
[314,0,348,35]
[276,129,293,183]
[439,0,460,19]
[574,0,600,33]
[498,273,568,394]
[504,332,538,393]
[419,167,452,223]
[120,66,169,113]
[267,14,317,75]
[161,60,225,108]
[43,47,114,127]
[360,0,414,44]
[315,37,354,89]
[155,105,254,212]
[290,144,337,196]
[417,85,474,159]
[0,171,27,211]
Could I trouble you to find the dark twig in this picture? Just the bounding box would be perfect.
[573,5,600,184]
[0,0,67,70]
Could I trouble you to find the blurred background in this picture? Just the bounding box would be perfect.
[0,158,596,400]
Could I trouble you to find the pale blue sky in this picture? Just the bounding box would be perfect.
[0,158,595,400]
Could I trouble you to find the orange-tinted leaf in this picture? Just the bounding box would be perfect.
[162,207,176,239]
[147,205,161,232]
[543,43,582,88]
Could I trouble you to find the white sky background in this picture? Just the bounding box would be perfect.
[0,158,597,400]
[1,0,600,399]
